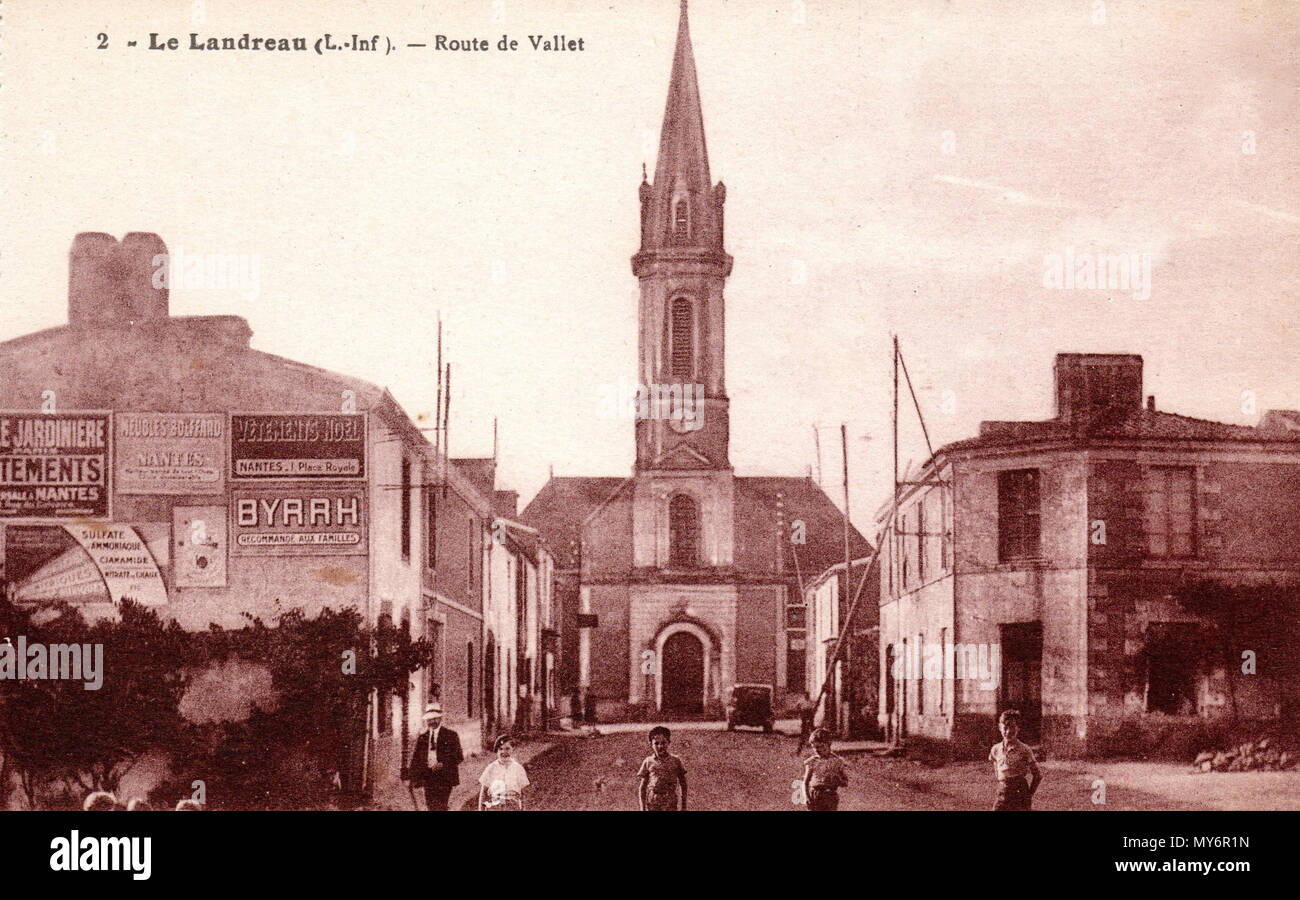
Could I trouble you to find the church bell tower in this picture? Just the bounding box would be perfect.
[631,0,733,474]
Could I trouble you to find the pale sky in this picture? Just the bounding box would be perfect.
[2,0,1297,531]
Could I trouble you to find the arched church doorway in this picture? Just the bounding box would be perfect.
[660,631,704,716]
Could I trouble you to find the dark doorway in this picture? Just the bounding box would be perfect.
[1145,622,1202,715]
[883,642,894,723]
[661,631,704,716]
[484,632,496,735]
[1000,621,1042,743]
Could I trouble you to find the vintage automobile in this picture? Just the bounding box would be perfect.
[726,683,775,733]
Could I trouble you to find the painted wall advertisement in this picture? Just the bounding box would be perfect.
[231,484,367,556]
[0,412,110,518]
[7,523,169,606]
[116,413,225,494]
[230,413,366,479]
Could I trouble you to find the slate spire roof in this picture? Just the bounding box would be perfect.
[653,0,711,199]
[637,0,727,258]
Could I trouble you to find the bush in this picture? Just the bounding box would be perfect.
[1,601,433,810]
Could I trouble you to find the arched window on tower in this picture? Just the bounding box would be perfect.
[673,198,689,241]
[669,494,700,567]
[670,297,694,379]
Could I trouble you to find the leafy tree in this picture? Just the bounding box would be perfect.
[0,600,189,806]
[1173,580,1300,725]
[1,600,432,809]
[169,605,434,809]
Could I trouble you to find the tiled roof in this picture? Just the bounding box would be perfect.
[735,476,873,577]
[520,474,872,576]
[944,408,1300,454]
[520,477,629,568]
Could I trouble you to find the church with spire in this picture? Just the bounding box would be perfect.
[522,2,870,721]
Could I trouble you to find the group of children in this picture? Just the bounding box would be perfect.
[465,707,1043,811]
[79,709,1038,812]
[630,708,1042,812]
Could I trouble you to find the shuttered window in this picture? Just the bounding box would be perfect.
[1144,467,1195,558]
[998,469,1040,561]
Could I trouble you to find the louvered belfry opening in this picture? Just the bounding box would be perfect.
[670,296,693,379]
[669,493,700,567]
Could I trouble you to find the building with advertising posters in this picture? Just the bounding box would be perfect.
[0,232,538,799]
[877,353,1300,758]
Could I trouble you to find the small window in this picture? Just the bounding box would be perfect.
[916,502,926,584]
[426,490,438,569]
[466,641,475,717]
[467,518,475,592]
[998,469,1041,562]
[400,458,412,561]
[673,199,689,239]
[786,631,806,693]
[917,632,925,715]
[901,510,912,587]
[941,489,953,571]
[1144,467,1195,558]
[939,627,948,715]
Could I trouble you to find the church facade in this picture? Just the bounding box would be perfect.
[522,3,869,722]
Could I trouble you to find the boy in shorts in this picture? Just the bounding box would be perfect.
[637,726,687,810]
[989,709,1041,810]
[802,728,849,810]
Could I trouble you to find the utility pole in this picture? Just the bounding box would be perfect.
[813,424,823,487]
[838,423,851,735]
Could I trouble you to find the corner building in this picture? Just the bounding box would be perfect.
[877,353,1300,758]
[0,232,519,796]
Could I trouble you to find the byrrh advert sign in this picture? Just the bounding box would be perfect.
[116,413,225,494]
[230,413,366,479]
[231,484,367,556]
[0,412,111,519]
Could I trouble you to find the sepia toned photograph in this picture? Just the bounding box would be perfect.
[0,0,1297,880]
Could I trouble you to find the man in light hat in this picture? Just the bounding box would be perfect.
[403,701,463,810]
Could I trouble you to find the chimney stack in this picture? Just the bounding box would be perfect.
[1054,353,1144,425]
[69,232,169,328]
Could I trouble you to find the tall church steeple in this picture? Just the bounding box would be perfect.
[636,0,728,258]
[633,0,733,472]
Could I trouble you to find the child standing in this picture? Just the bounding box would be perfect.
[637,726,687,811]
[989,709,1042,810]
[478,734,530,810]
[802,728,849,810]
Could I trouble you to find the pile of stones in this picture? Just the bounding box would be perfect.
[1192,738,1297,773]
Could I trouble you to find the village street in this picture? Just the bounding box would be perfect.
[487,727,1300,812]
